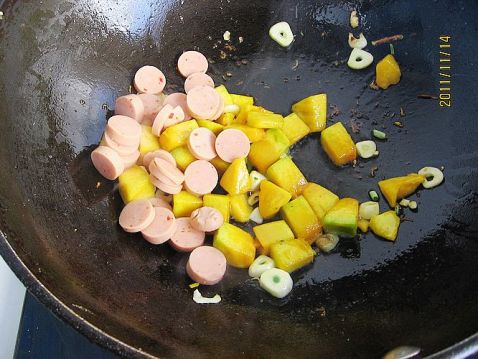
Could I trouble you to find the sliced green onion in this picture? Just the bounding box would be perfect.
[395,204,402,216]
[189,282,200,289]
[390,43,395,55]
[372,129,387,140]
[369,190,379,202]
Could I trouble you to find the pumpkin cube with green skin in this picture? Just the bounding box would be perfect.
[253,220,294,254]
[118,165,155,204]
[282,113,310,145]
[302,182,339,220]
[266,157,307,198]
[378,173,425,207]
[323,198,359,237]
[270,239,315,273]
[220,158,250,195]
[292,93,327,132]
[369,210,400,241]
[248,128,289,173]
[203,194,230,223]
[172,191,203,217]
[229,194,253,223]
[258,180,292,219]
[213,223,255,268]
[280,196,321,242]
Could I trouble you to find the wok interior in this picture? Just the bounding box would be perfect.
[0,0,477,357]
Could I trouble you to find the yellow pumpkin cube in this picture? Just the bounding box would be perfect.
[213,223,255,268]
[281,196,321,241]
[369,210,400,241]
[225,124,265,143]
[323,198,359,237]
[357,219,370,233]
[231,93,254,109]
[270,239,315,273]
[217,112,235,126]
[253,220,294,254]
[196,119,224,135]
[266,157,307,198]
[320,122,357,166]
[282,113,310,145]
[258,180,292,219]
[247,112,284,129]
[210,156,230,175]
[172,191,203,217]
[292,93,327,132]
[215,85,233,105]
[229,194,253,223]
[170,145,196,172]
[118,166,155,204]
[248,128,289,173]
[139,125,161,161]
[203,194,230,223]
[159,120,198,151]
[376,54,401,90]
[378,173,425,207]
[220,157,250,195]
[302,182,339,220]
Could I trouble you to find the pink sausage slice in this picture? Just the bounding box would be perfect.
[91,146,125,180]
[115,95,145,123]
[141,207,177,244]
[134,66,166,94]
[149,197,172,210]
[184,73,215,93]
[143,149,176,169]
[190,207,224,232]
[106,115,142,146]
[163,92,192,120]
[186,86,220,120]
[103,132,138,156]
[149,157,185,185]
[121,149,140,169]
[187,127,217,161]
[150,174,183,195]
[119,199,155,233]
[211,95,224,121]
[177,51,209,78]
[186,246,226,285]
[215,128,251,163]
[184,160,218,196]
[138,94,163,126]
[151,104,185,136]
[163,106,185,128]
[169,217,205,252]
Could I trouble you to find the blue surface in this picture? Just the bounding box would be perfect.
[15,292,120,359]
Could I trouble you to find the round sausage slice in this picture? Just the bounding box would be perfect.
[106,115,142,146]
[115,95,145,123]
[149,157,185,185]
[119,199,155,233]
[151,104,185,136]
[121,149,140,169]
[169,217,205,252]
[141,207,177,244]
[187,127,217,161]
[177,51,208,78]
[190,207,224,232]
[211,95,224,121]
[163,92,192,120]
[149,197,172,211]
[103,132,138,156]
[184,160,218,196]
[215,128,250,163]
[186,86,220,120]
[186,246,226,285]
[91,146,125,180]
[163,106,185,128]
[150,174,183,195]
[184,73,215,93]
[134,66,166,94]
[138,94,163,126]
[143,149,176,169]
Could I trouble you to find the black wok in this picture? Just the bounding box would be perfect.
[1,0,477,357]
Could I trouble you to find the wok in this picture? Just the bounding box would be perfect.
[1,0,477,357]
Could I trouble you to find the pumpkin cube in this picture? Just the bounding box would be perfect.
[378,173,425,207]
[282,113,310,145]
[302,182,339,220]
[258,180,292,219]
[220,157,250,195]
[159,120,198,151]
[118,165,155,204]
[213,223,255,268]
[203,194,230,223]
[369,210,400,241]
[229,194,253,223]
[281,196,321,241]
[270,239,315,273]
[320,122,357,166]
[253,220,294,254]
[173,191,203,217]
[292,93,327,132]
[323,198,359,237]
[266,157,307,198]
